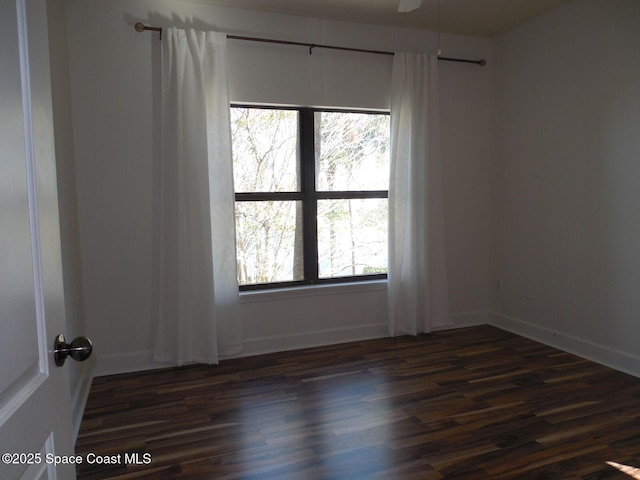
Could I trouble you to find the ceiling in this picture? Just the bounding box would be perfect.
[184,0,574,38]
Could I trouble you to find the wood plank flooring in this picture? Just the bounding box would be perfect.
[75,325,640,479]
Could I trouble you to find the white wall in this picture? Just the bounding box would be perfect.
[491,0,640,375]
[64,0,492,375]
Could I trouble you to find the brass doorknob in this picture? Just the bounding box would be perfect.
[53,335,93,367]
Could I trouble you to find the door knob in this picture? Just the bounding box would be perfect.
[53,335,93,367]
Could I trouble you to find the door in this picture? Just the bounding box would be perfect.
[0,0,77,478]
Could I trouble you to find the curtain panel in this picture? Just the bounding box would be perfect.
[388,53,450,336]
[154,27,242,365]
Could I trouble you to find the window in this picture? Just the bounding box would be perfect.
[231,106,390,290]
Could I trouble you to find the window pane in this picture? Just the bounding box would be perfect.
[317,199,388,279]
[231,108,299,193]
[315,112,390,191]
[235,201,304,285]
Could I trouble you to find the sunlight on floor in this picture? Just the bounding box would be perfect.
[607,461,640,479]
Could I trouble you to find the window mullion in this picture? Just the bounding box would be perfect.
[316,190,388,200]
[300,108,318,284]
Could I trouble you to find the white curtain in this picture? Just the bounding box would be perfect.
[388,53,450,336]
[154,27,242,365]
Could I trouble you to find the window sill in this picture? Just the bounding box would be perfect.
[239,279,387,303]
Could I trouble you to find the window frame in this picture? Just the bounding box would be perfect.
[232,104,389,291]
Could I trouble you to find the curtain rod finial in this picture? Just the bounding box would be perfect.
[135,22,146,33]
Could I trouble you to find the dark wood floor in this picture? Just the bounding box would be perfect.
[76,325,640,479]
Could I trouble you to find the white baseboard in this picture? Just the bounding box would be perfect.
[241,322,389,358]
[447,311,490,329]
[489,312,640,379]
[242,312,489,357]
[94,324,390,376]
[93,350,172,377]
[92,311,640,380]
[90,312,492,376]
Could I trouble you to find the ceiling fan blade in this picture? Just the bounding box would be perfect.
[398,0,422,13]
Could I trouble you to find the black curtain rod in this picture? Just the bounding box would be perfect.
[134,23,486,66]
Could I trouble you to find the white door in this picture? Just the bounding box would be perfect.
[0,0,77,479]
